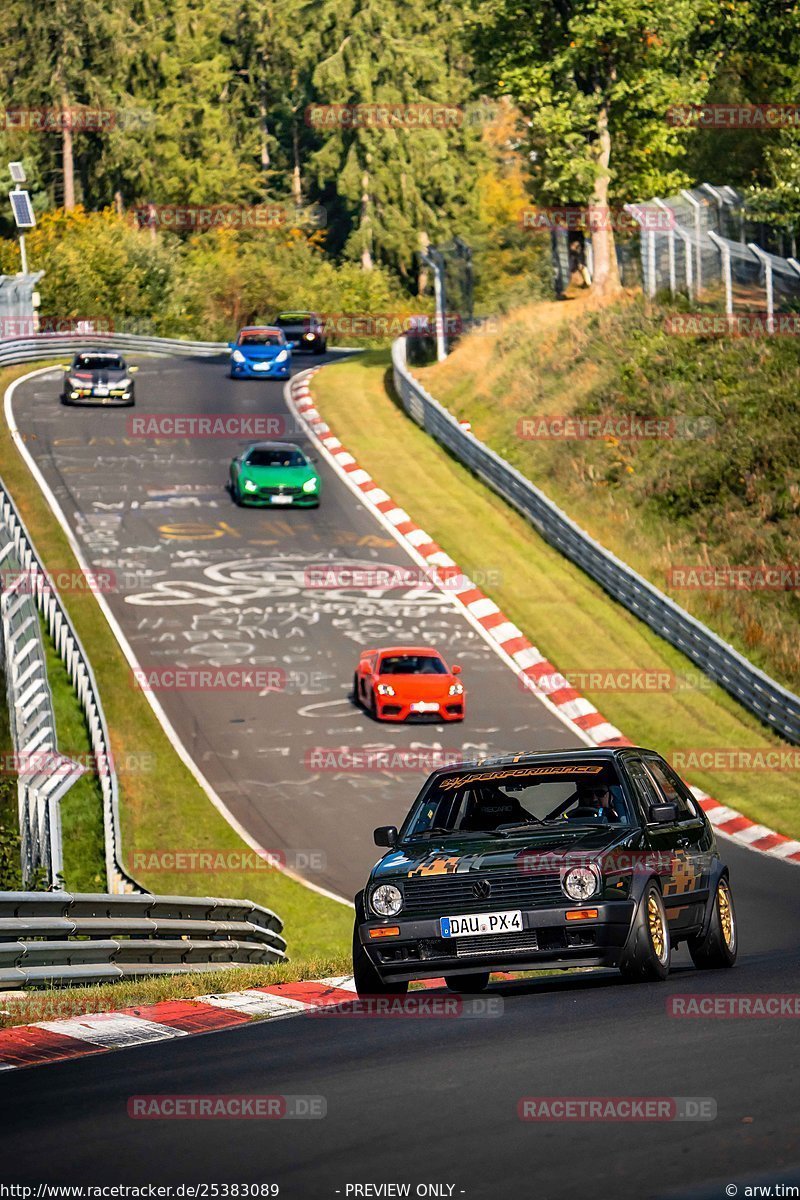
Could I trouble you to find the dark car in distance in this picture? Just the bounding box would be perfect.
[61,351,138,406]
[353,746,737,996]
[273,311,327,354]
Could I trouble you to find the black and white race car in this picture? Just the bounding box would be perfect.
[273,311,327,354]
[61,352,138,406]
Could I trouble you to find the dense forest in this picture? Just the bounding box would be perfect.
[1,0,799,332]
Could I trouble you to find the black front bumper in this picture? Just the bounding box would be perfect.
[358,901,635,982]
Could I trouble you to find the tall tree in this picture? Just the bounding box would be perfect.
[308,0,485,281]
[0,0,122,210]
[469,0,717,294]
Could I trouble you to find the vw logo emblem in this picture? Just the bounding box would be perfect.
[472,879,491,900]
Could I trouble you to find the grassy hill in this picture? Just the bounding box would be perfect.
[416,294,800,695]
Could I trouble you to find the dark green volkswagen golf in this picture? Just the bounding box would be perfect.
[353,747,737,996]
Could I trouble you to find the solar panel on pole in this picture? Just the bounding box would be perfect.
[9,189,35,228]
[8,162,26,184]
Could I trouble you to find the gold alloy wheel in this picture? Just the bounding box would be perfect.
[718,880,735,949]
[647,892,667,961]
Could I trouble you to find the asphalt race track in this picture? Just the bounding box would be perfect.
[4,354,799,1199]
[9,353,583,898]
[1,842,799,1198]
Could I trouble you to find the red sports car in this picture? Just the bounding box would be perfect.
[353,646,465,722]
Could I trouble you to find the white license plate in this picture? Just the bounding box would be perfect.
[253,361,272,371]
[410,701,439,713]
[94,387,109,396]
[270,494,293,505]
[440,910,523,938]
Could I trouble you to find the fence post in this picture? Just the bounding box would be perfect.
[681,190,704,293]
[748,243,775,333]
[707,231,733,318]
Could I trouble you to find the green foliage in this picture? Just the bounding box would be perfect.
[467,0,717,204]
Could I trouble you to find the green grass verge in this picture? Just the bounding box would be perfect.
[310,349,800,841]
[0,954,351,1028]
[0,362,352,963]
[41,621,106,890]
[0,666,23,890]
[417,294,800,694]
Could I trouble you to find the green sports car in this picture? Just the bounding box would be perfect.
[229,441,321,507]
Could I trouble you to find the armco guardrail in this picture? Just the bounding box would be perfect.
[0,484,141,893]
[392,337,800,744]
[0,502,84,888]
[0,891,286,987]
[0,331,228,368]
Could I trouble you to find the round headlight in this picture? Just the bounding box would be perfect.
[302,477,318,493]
[232,349,245,363]
[243,479,258,492]
[371,884,403,917]
[562,866,600,902]
[275,349,289,363]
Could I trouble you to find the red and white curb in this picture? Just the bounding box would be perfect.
[289,371,800,869]
[0,976,381,1071]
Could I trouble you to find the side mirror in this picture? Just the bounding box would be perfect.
[228,343,236,351]
[649,802,678,824]
[451,664,462,676]
[374,826,398,848]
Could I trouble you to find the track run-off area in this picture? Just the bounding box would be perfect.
[2,353,799,1198]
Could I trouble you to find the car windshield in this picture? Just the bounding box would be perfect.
[276,313,315,324]
[245,448,306,468]
[238,330,283,346]
[400,762,632,839]
[73,355,125,371]
[379,654,447,676]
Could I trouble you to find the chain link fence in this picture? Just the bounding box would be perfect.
[627,183,800,320]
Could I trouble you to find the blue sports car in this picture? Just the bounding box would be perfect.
[229,326,292,379]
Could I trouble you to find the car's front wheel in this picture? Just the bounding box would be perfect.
[445,972,490,994]
[688,876,737,969]
[618,879,671,983]
[352,920,409,999]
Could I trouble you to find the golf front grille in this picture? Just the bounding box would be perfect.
[455,930,540,957]
[403,871,563,916]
